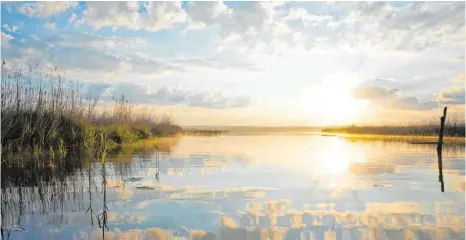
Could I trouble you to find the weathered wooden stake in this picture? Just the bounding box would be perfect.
[437,106,447,192]
[437,106,447,151]
[437,146,444,192]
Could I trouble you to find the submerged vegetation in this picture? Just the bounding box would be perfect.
[1,64,182,156]
[321,120,465,138]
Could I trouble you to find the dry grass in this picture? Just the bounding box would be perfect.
[321,133,464,144]
[1,64,182,155]
[322,120,465,138]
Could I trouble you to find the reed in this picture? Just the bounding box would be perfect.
[183,130,227,136]
[1,64,182,155]
[321,120,465,137]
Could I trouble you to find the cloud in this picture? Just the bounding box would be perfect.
[453,72,465,83]
[44,22,56,29]
[84,83,112,98]
[2,28,261,83]
[84,2,140,30]
[142,1,187,31]
[437,86,465,105]
[10,2,464,56]
[68,13,84,27]
[210,1,464,55]
[46,31,260,73]
[172,55,261,72]
[49,47,125,72]
[186,1,228,29]
[87,82,253,109]
[436,73,465,105]
[353,80,438,110]
[127,55,185,76]
[353,1,465,52]
[50,31,151,55]
[16,1,78,18]
[1,32,14,49]
[84,1,187,32]
[353,86,399,99]
[187,91,252,109]
[150,86,253,109]
[2,24,17,33]
[1,32,134,79]
[389,97,438,111]
[135,182,276,200]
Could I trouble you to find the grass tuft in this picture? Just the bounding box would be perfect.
[1,64,182,156]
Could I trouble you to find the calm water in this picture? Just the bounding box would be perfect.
[1,135,465,240]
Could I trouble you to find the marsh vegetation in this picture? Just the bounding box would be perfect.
[321,120,465,138]
[1,64,182,157]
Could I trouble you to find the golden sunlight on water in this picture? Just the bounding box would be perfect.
[314,138,365,175]
[2,135,464,239]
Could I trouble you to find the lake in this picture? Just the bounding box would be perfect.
[1,134,465,240]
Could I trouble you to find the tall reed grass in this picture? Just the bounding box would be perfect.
[321,120,465,137]
[1,64,182,155]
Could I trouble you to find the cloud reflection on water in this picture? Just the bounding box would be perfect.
[2,135,465,239]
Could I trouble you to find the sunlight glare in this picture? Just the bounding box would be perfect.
[304,74,367,125]
[317,138,351,175]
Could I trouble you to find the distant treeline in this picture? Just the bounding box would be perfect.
[183,130,227,136]
[1,64,182,156]
[321,121,465,137]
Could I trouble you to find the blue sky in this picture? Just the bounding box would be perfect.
[1,1,464,126]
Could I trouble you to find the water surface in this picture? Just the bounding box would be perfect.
[2,135,465,239]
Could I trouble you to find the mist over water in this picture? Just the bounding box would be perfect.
[2,135,465,239]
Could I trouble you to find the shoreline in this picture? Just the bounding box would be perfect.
[181,130,465,144]
[1,136,180,161]
[319,132,464,144]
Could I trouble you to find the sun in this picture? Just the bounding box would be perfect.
[303,74,367,125]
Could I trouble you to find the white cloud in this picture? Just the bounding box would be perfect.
[285,7,332,24]
[84,1,140,30]
[44,22,56,29]
[436,73,466,105]
[2,2,464,125]
[68,13,77,23]
[1,32,14,49]
[2,24,17,32]
[86,82,253,109]
[68,13,84,27]
[353,82,439,111]
[206,1,465,56]
[142,1,187,31]
[437,86,465,105]
[54,31,151,54]
[84,1,187,32]
[186,1,228,29]
[78,2,466,57]
[17,1,78,18]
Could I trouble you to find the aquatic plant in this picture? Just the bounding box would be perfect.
[321,119,465,137]
[1,63,182,155]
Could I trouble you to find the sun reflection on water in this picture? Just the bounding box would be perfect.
[315,138,367,176]
[2,135,465,239]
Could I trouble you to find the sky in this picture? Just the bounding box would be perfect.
[1,1,465,126]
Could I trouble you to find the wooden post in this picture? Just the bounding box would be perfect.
[437,106,447,192]
[437,107,447,151]
[437,146,444,192]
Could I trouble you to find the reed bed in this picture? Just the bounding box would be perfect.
[321,120,465,138]
[1,64,182,156]
[182,130,227,136]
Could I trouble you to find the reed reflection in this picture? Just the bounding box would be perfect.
[1,135,464,239]
[0,138,174,238]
